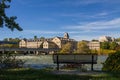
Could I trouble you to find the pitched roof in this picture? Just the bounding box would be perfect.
[55,37,76,41]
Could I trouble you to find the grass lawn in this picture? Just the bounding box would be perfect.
[0,68,120,80]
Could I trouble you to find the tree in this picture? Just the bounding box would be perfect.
[0,0,24,69]
[40,37,45,41]
[116,38,120,41]
[3,37,20,42]
[34,36,37,40]
[100,42,110,49]
[91,39,99,42]
[0,52,25,69]
[115,45,120,51]
[102,50,120,72]
[60,42,73,53]
[0,38,20,48]
[109,42,118,50]
[0,0,23,31]
[76,41,90,54]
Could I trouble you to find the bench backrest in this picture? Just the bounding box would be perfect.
[53,54,97,64]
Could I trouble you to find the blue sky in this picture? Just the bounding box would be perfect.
[1,0,120,41]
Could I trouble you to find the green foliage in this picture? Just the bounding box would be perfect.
[76,41,90,54]
[40,37,45,41]
[0,52,25,69]
[100,42,110,49]
[102,51,120,72]
[109,42,118,50]
[0,38,20,48]
[100,42,118,50]
[60,42,73,53]
[115,38,120,41]
[115,45,120,51]
[99,49,116,55]
[0,0,23,31]
[91,39,99,42]
[3,38,20,42]
[34,35,37,40]
[0,68,120,80]
[0,44,19,48]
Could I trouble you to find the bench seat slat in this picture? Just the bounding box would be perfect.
[53,54,97,64]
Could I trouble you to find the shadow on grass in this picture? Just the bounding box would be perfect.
[0,68,120,80]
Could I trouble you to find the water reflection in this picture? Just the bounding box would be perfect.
[17,55,108,70]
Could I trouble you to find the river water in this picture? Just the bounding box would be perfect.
[17,55,108,70]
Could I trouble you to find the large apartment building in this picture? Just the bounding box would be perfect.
[19,39,43,48]
[19,33,77,50]
[20,34,116,51]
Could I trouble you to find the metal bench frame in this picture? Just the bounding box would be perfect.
[53,54,98,71]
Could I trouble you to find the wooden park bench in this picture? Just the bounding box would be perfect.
[53,54,98,71]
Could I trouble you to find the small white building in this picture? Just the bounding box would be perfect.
[88,41,100,50]
[43,41,58,49]
[19,39,43,48]
[19,39,27,48]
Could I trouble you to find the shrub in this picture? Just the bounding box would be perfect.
[102,50,120,72]
[0,52,25,69]
[99,49,116,55]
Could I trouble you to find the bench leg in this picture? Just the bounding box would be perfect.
[91,55,94,71]
[91,64,93,71]
[57,63,59,70]
[56,55,59,70]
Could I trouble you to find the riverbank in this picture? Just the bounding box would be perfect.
[16,55,108,70]
[0,68,120,80]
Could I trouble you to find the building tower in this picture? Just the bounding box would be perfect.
[64,32,69,39]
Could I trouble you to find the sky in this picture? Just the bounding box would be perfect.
[1,0,120,41]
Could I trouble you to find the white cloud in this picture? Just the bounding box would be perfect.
[72,35,99,41]
[59,0,111,6]
[97,12,108,16]
[64,18,120,31]
[60,13,83,17]
[89,12,109,18]
[59,11,110,20]
[23,30,64,34]
[23,30,86,35]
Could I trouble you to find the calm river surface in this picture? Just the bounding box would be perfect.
[17,55,108,70]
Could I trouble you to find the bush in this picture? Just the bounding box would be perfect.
[0,52,25,69]
[102,51,120,72]
[99,49,116,55]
